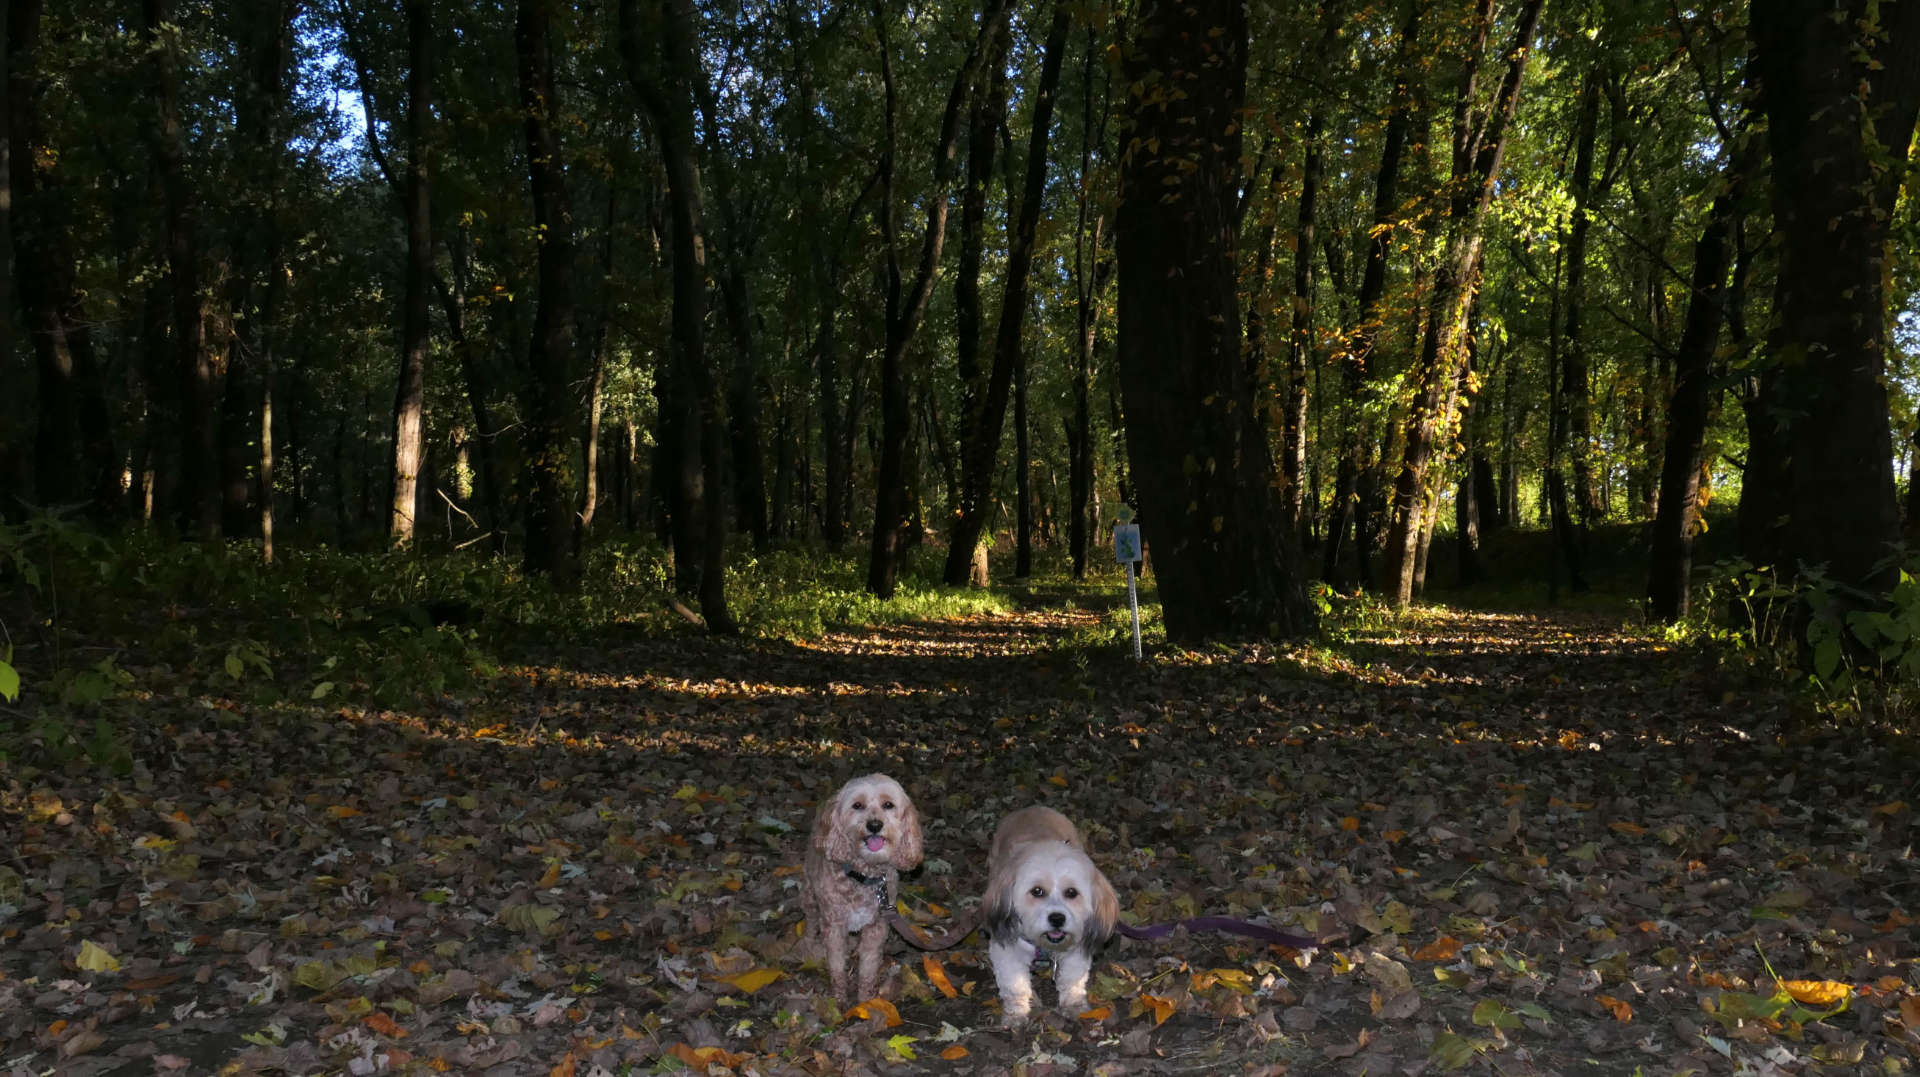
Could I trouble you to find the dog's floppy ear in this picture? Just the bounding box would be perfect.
[890,789,924,870]
[983,859,1020,941]
[1082,862,1120,954]
[812,785,854,864]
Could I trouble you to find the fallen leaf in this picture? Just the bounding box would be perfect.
[846,996,903,1027]
[1596,994,1633,1022]
[1138,993,1175,1026]
[1777,979,1851,1007]
[75,940,120,973]
[1414,935,1462,961]
[922,955,957,999]
[940,1045,969,1060]
[717,967,784,994]
[364,1012,408,1038]
[1080,1005,1113,1020]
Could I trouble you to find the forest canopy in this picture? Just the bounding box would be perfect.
[3,0,1918,644]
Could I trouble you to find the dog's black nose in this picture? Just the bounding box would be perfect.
[866,819,884,834]
[1048,912,1066,928]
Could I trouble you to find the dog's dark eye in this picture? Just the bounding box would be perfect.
[1064,887,1080,900]
[1029,886,1046,898]
[882,800,895,811]
[852,801,865,811]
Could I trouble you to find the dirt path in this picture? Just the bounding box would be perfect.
[2,606,1916,1076]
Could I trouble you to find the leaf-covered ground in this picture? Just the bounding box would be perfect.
[4,599,1919,1076]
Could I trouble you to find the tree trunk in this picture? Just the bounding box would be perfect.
[1014,325,1032,578]
[867,0,1013,598]
[1748,0,1919,609]
[1067,26,1110,578]
[143,0,220,538]
[1324,0,1421,587]
[1646,179,1739,621]
[11,0,117,517]
[1281,106,1323,538]
[1116,0,1314,642]
[1381,0,1546,608]
[1560,69,1601,528]
[389,0,434,547]
[944,0,1067,585]
[949,19,1006,571]
[624,0,738,630]
[516,0,581,584]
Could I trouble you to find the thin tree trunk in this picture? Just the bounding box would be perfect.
[1561,69,1601,527]
[944,0,1067,585]
[1324,0,1421,587]
[868,0,1014,598]
[1381,0,1546,607]
[11,0,117,517]
[624,0,737,630]
[388,0,434,546]
[516,0,581,584]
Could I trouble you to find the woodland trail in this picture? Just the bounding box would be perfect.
[3,602,1917,1076]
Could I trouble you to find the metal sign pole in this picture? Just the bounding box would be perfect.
[1126,559,1142,661]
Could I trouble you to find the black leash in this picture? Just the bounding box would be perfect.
[889,908,1348,952]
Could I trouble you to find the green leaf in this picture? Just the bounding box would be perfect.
[0,659,18,703]
[1430,1030,1477,1071]
[226,652,245,679]
[311,681,335,700]
[1472,999,1522,1030]
[294,961,348,992]
[884,1034,918,1060]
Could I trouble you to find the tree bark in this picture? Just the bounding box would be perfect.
[1748,0,1920,608]
[943,0,1068,586]
[1324,0,1421,587]
[624,0,738,630]
[1559,69,1602,528]
[1646,176,1739,621]
[516,0,582,584]
[866,0,1013,598]
[1116,0,1315,642]
[389,0,434,547]
[1380,0,1546,608]
[10,0,117,517]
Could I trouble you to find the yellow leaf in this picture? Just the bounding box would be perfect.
[940,1045,970,1060]
[846,996,903,1027]
[329,805,363,819]
[1048,772,1069,787]
[76,940,121,973]
[1608,821,1645,836]
[665,1043,748,1070]
[1340,816,1360,832]
[537,859,561,888]
[1778,979,1851,1007]
[1596,994,1633,1022]
[1139,993,1175,1025]
[1413,936,1462,961]
[548,1051,577,1077]
[923,955,958,999]
[1079,1005,1112,1020]
[717,968,784,995]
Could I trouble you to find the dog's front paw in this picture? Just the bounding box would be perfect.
[1058,990,1090,1015]
[1000,997,1033,1027]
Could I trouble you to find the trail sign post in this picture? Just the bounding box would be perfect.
[1113,512,1142,661]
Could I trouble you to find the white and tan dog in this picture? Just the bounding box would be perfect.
[801,773,924,1002]
[982,805,1119,1025]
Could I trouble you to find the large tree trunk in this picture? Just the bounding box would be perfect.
[516,0,581,584]
[1324,0,1421,587]
[1281,107,1323,539]
[1116,0,1314,642]
[11,0,116,517]
[624,0,737,630]
[948,20,1005,570]
[1646,176,1740,622]
[943,0,1068,586]
[389,0,434,546]
[866,0,1013,598]
[1748,0,1920,611]
[1380,0,1546,608]
[145,0,219,538]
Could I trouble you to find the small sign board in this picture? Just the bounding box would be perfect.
[1113,523,1141,564]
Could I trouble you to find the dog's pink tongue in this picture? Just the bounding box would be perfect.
[865,835,886,852]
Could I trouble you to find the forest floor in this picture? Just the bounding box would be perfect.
[3,587,1919,1077]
